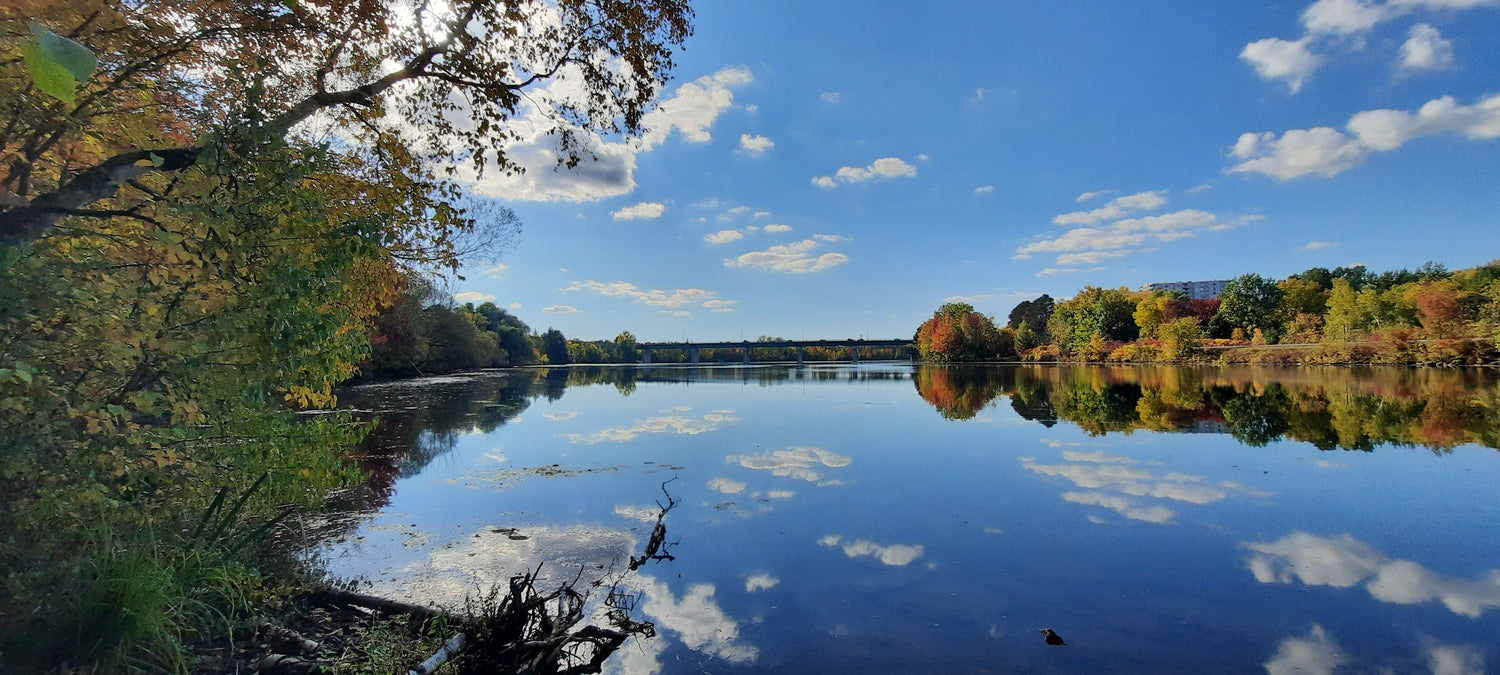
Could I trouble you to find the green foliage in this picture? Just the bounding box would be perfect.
[1159,318,1203,361]
[21,22,97,103]
[1014,321,1040,352]
[1216,273,1285,340]
[542,328,570,365]
[1047,286,1138,352]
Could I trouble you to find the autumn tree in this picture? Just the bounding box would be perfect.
[1008,294,1055,332]
[2,0,694,247]
[916,302,1010,362]
[1159,318,1203,361]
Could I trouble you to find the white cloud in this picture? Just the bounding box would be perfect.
[509,302,522,310]
[1424,638,1487,675]
[1301,240,1338,250]
[612,201,667,220]
[660,310,691,316]
[818,534,924,566]
[562,280,734,310]
[812,233,850,242]
[483,264,507,279]
[729,446,852,483]
[1036,267,1078,277]
[1241,37,1324,93]
[1076,189,1115,202]
[724,239,850,274]
[542,305,577,313]
[1400,23,1456,72]
[973,185,995,194]
[1052,190,1168,226]
[1063,492,1176,523]
[1245,531,1500,617]
[812,157,918,187]
[753,210,770,218]
[1186,183,1212,193]
[820,91,841,104]
[1264,624,1347,675]
[916,153,930,162]
[542,411,578,421]
[456,65,753,202]
[763,224,793,233]
[739,134,774,155]
[452,291,497,303]
[943,294,994,304]
[633,577,759,664]
[1229,93,1500,179]
[708,477,747,494]
[744,573,779,592]
[704,229,745,245]
[1302,0,1395,33]
[1055,250,1132,266]
[564,412,736,444]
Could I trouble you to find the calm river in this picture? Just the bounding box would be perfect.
[309,364,1500,674]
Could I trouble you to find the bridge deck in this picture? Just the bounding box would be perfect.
[639,339,911,350]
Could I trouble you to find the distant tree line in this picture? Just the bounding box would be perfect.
[915,259,1500,364]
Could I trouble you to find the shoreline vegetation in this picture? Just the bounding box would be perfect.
[913,261,1500,368]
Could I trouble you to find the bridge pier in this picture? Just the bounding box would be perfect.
[850,346,859,363]
[796,347,803,366]
[742,343,751,365]
[689,347,700,364]
[641,348,652,364]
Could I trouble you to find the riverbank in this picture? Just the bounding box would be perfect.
[1015,336,1499,367]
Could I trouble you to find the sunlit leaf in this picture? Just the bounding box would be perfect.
[29,22,97,82]
[20,39,76,104]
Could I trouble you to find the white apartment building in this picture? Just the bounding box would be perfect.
[1140,279,1230,300]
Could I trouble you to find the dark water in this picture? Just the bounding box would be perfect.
[309,364,1500,674]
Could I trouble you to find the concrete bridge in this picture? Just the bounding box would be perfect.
[637,339,914,365]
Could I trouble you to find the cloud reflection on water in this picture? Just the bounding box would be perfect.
[818,534,925,566]
[729,446,852,483]
[1245,532,1500,618]
[1022,451,1271,524]
[1263,624,1345,675]
[563,410,738,444]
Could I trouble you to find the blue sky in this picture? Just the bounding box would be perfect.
[444,0,1500,342]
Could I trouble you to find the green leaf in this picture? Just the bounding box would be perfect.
[20,39,76,104]
[29,23,96,82]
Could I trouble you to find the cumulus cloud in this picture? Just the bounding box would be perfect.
[1301,240,1338,250]
[1245,531,1500,617]
[1022,455,1270,524]
[1229,93,1500,179]
[509,302,522,310]
[562,280,735,310]
[973,185,995,194]
[744,573,779,592]
[1019,209,1243,257]
[704,229,745,245]
[729,446,852,483]
[1264,624,1347,675]
[1241,37,1324,93]
[738,134,774,155]
[708,477,747,494]
[724,239,850,274]
[812,157,917,187]
[1076,189,1115,203]
[763,224,793,233]
[818,535,925,566]
[457,66,753,201]
[1052,190,1168,226]
[542,305,577,313]
[564,411,737,444]
[1424,638,1487,675]
[1056,250,1132,266]
[453,291,497,303]
[1399,23,1456,72]
[612,201,667,220]
[633,577,759,664]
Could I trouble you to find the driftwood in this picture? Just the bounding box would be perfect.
[301,588,444,621]
[408,632,466,675]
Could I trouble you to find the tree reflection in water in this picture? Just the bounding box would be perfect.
[913,365,1500,451]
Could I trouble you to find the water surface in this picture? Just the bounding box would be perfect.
[310,364,1500,673]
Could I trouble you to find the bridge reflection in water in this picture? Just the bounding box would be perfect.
[637,339,914,364]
